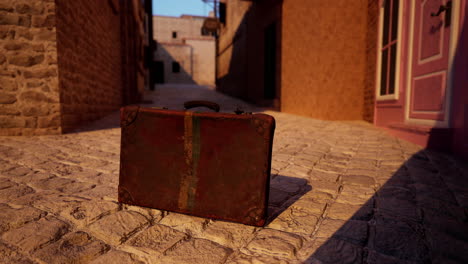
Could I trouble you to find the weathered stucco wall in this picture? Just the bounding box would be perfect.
[155,42,194,84]
[0,0,61,136]
[55,0,122,132]
[281,0,369,120]
[186,38,215,86]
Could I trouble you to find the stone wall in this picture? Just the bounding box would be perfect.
[55,0,122,132]
[0,0,61,136]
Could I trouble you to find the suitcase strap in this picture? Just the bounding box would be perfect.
[184,100,220,112]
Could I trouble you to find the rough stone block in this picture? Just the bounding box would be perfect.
[33,231,110,264]
[310,238,363,264]
[0,204,46,233]
[23,68,57,78]
[327,202,373,221]
[159,212,208,236]
[199,220,256,248]
[1,216,69,252]
[9,54,45,67]
[160,238,233,264]
[246,229,303,259]
[127,224,187,253]
[0,13,19,25]
[0,242,36,264]
[88,210,149,245]
[90,250,145,264]
[0,77,18,90]
[0,91,16,104]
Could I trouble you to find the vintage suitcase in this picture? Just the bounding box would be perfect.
[118,101,275,226]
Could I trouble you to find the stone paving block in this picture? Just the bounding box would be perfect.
[327,202,373,221]
[300,190,334,204]
[159,212,209,236]
[290,196,327,216]
[30,175,95,194]
[279,166,311,178]
[0,179,35,203]
[5,171,51,185]
[160,238,233,264]
[370,216,429,263]
[366,250,420,264]
[0,158,16,173]
[225,251,290,264]
[127,224,187,253]
[30,193,88,215]
[1,216,69,252]
[35,160,84,176]
[33,231,110,264]
[246,228,303,259]
[269,188,292,207]
[90,250,145,264]
[0,165,34,177]
[316,219,368,246]
[308,180,339,195]
[292,157,319,168]
[341,174,375,186]
[77,185,117,201]
[60,200,119,228]
[306,237,363,264]
[270,175,307,194]
[0,242,37,264]
[0,203,46,233]
[267,207,319,235]
[122,203,163,224]
[87,210,149,245]
[199,220,256,248]
[308,170,340,182]
[336,193,373,206]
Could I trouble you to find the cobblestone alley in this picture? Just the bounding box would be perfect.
[0,84,467,263]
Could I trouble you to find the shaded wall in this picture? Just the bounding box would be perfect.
[281,0,369,120]
[155,42,195,84]
[216,0,282,106]
[216,0,252,99]
[0,0,61,136]
[451,1,468,159]
[55,0,123,132]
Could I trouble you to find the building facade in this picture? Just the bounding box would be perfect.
[0,0,152,135]
[216,0,468,159]
[153,15,215,86]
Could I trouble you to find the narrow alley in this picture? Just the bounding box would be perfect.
[0,85,466,263]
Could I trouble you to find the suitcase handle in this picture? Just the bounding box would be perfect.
[184,100,220,112]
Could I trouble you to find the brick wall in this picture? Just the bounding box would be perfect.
[0,0,61,136]
[363,0,379,123]
[55,0,122,132]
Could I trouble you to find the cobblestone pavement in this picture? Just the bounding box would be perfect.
[0,84,467,263]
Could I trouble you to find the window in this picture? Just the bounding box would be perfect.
[219,2,226,24]
[172,62,180,73]
[378,0,400,98]
[172,31,177,38]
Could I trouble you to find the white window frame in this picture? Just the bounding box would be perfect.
[376,0,404,101]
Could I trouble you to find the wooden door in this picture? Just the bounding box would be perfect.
[407,0,454,126]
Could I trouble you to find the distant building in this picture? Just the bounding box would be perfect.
[153,14,215,86]
[217,0,468,159]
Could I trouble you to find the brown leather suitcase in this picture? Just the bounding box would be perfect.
[118,101,275,226]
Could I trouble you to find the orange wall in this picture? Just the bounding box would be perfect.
[281,0,369,120]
